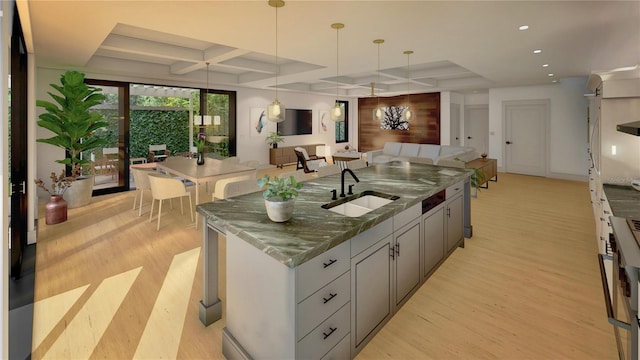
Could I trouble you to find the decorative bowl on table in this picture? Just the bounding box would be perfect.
[632,180,640,191]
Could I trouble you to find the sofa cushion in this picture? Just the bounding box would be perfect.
[382,142,402,156]
[418,144,441,159]
[399,143,420,157]
[438,146,467,156]
[372,154,396,164]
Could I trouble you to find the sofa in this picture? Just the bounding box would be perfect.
[366,142,478,167]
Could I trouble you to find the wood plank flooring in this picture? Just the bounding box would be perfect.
[31,169,618,359]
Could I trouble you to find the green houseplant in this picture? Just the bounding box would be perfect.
[266,131,284,149]
[257,174,303,222]
[36,70,108,208]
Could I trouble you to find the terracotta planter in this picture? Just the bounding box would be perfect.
[45,195,68,225]
[264,198,295,222]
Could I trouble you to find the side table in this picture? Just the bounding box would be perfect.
[465,158,497,189]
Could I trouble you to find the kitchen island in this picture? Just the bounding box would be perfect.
[197,161,473,359]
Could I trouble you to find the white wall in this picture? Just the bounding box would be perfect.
[234,89,352,164]
[489,77,590,180]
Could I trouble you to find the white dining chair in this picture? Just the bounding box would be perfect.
[316,164,341,177]
[131,167,169,216]
[280,169,308,182]
[347,159,367,170]
[148,173,193,230]
[212,172,258,201]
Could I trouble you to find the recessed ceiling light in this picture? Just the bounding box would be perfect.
[519,25,529,30]
[542,64,549,68]
[548,73,554,77]
[533,49,542,54]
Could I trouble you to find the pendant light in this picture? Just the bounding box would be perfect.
[267,0,285,122]
[402,50,413,122]
[373,39,384,122]
[330,23,345,122]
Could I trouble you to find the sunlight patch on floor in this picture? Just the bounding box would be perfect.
[133,247,201,359]
[42,267,142,359]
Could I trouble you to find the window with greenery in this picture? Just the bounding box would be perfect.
[335,100,349,143]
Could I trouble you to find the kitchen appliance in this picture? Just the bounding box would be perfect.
[617,121,640,136]
[602,217,640,360]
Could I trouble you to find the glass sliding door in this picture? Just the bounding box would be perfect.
[198,90,236,158]
[86,81,129,195]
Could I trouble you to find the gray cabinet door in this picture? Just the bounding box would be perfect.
[446,194,464,252]
[423,206,445,278]
[394,219,421,308]
[351,236,392,350]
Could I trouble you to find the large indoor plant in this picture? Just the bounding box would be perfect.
[257,174,303,222]
[36,70,108,208]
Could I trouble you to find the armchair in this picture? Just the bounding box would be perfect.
[294,147,327,173]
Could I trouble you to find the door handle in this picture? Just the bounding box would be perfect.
[598,254,631,330]
[506,141,512,144]
[467,136,472,139]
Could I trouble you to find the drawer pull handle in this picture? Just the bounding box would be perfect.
[323,327,337,340]
[323,292,337,304]
[323,259,337,268]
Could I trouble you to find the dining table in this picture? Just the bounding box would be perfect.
[156,156,256,228]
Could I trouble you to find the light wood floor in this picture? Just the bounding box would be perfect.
[31,168,617,359]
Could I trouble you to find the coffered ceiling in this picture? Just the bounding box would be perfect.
[20,1,640,97]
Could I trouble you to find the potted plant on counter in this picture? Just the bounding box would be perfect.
[266,131,284,149]
[36,70,108,208]
[257,174,303,222]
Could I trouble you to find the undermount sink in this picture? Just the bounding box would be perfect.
[322,191,399,217]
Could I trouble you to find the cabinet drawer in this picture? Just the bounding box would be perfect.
[446,180,464,199]
[296,240,350,301]
[297,303,350,360]
[351,218,393,257]
[297,271,350,340]
[321,334,350,360]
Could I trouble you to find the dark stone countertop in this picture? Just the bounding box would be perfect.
[603,184,640,218]
[197,162,472,268]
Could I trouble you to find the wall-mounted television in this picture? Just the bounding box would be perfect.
[278,109,313,136]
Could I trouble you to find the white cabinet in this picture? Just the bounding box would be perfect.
[350,203,422,355]
[423,204,445,279]
[446,181,464,253]
[351,234,393,350]
[394,216,421,308]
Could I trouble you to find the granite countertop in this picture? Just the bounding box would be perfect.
[603,184,640,218]
[197,162,472,268]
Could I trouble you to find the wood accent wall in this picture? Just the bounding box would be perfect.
[358,93,440,152]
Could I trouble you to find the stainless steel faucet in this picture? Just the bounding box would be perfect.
[341,168,360,197]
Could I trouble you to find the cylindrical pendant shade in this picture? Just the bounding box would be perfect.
[268,99,286,122]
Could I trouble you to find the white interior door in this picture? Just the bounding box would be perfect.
[504,100,548,177]
[450,104,460,145]
[464,105,488,153]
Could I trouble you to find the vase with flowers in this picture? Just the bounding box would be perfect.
[195,133,207,165]
[34,169,74,224]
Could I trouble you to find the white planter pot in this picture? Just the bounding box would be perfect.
[264,198,296,222]
[63,176,94,209]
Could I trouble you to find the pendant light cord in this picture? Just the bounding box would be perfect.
[336,25,339,101]
[275,3,279,101]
